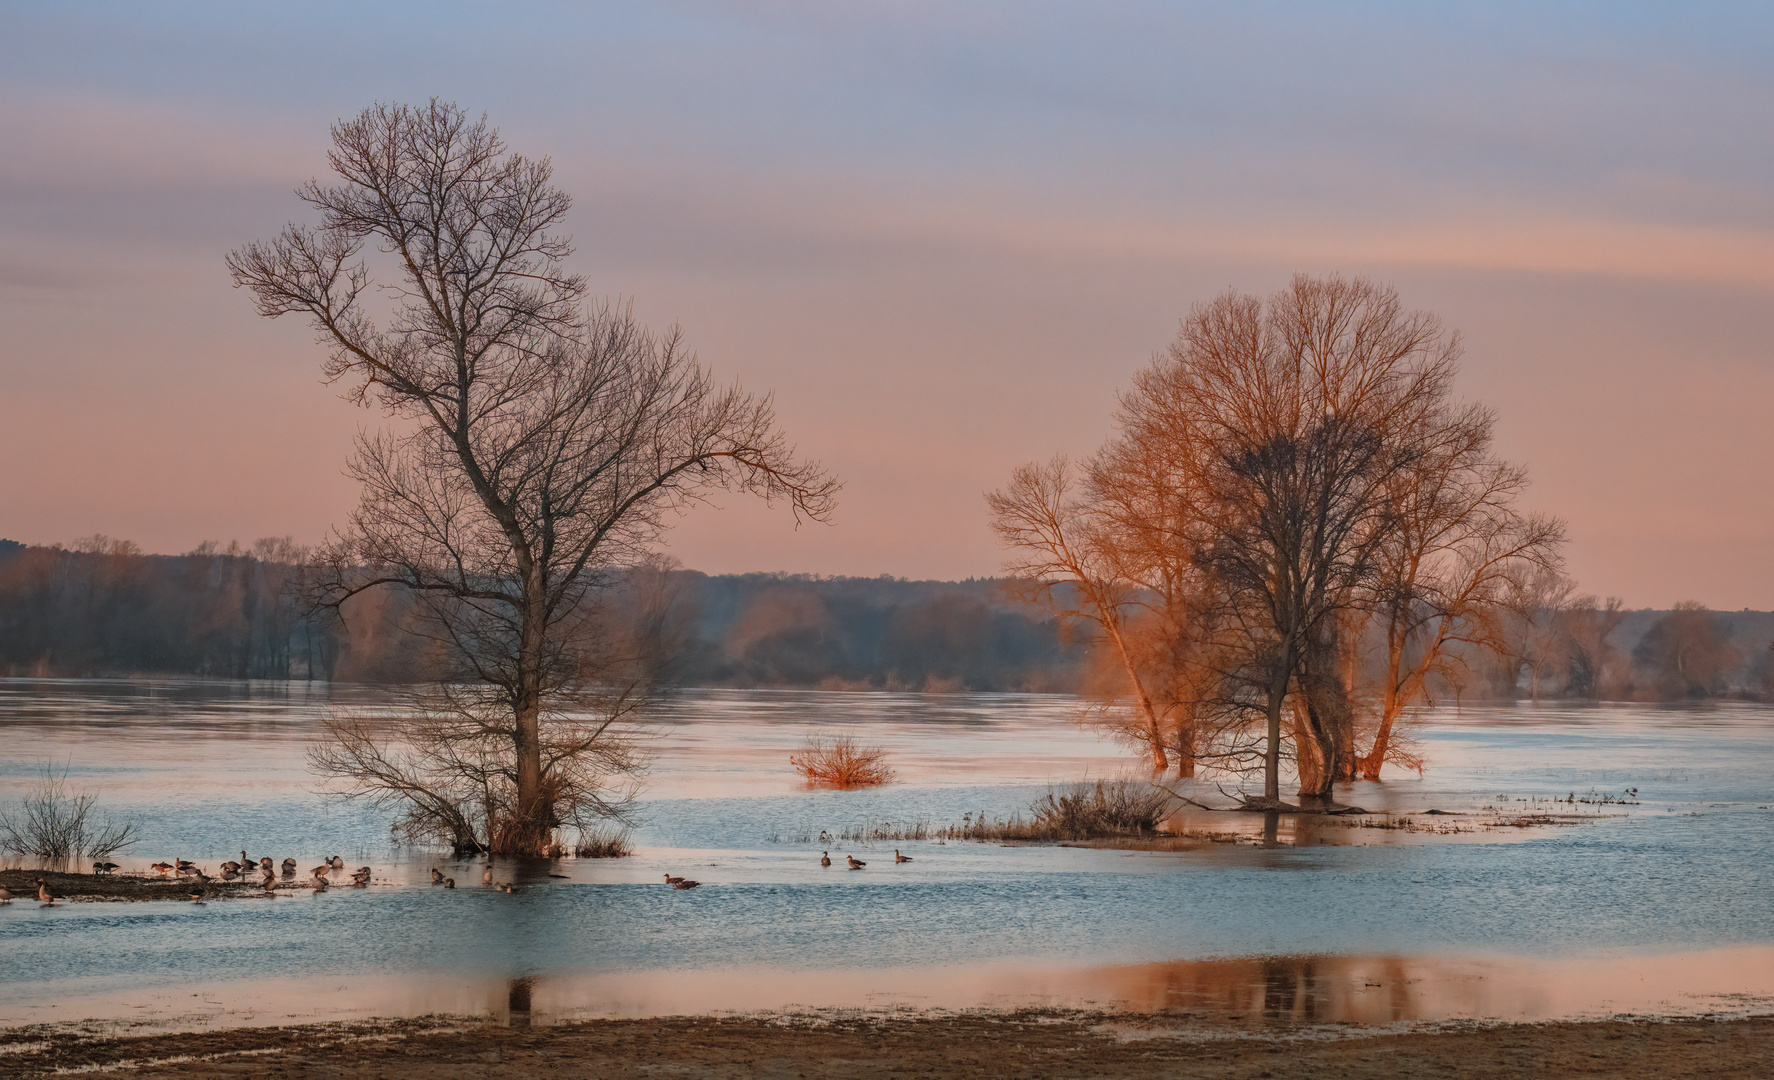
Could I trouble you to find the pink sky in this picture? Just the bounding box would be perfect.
[2,4,1771,606]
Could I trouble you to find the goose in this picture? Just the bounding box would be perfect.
[664,873,685,885]
[820,852,831,867]
[846,855,866,870]
[258,857,274,874]
[220,862,241,878]
[281,858,297,877]
[329,855,345,870]
[430,868,445,885]
[36,877,58,905]
[670,879,701,890]
[92,861,120,875]
[481,868,493,885]
[309,865,329,878]
[309,874,329,891]
[239,851,253,871]
[189,888,205,904]
[894,850,912,863]
[443,878,456,889]
[0,885,11,904]
[175,859,195,872]
[150,862,174,875]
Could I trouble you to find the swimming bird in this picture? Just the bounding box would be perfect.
[92,861,120,875]
[150,862,174,875]
[443,878,456,889]
[846,855,866,869]
[671,879,701,890]
[664,873,685,885]
[820,852,831,867]
[894,850,911,863]
[430,868,444,885]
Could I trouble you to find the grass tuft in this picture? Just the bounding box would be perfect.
[572,826,634,858]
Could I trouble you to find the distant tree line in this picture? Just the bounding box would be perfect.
[0,539,1086,691]
[0,537,1766,703]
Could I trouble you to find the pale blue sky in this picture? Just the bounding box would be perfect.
[3,2,1771,604]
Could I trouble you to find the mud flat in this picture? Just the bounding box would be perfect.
[1,869,283,903]
[3,1011,1771,1079]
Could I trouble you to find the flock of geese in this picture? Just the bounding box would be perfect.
[0,846,924,906]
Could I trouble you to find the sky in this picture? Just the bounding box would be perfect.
[1,2,1771,607]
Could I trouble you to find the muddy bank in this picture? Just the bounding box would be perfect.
[3,1011,1771,1079]
[0,869,286,903]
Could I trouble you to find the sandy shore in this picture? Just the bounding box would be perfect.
[4,1011,1770,1078]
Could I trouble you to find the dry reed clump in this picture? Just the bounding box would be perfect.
[823,780,1174,843]
[789,735,896,789]
[572,827,634,858]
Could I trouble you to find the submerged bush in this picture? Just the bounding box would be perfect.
[0,763,140,864]
[789,734,897,789]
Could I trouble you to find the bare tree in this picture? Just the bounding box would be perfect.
[1358,402,1565,778]
[1125,275,1463,807]
[229,101,836,853]
[987,457,1173,771]
[1634,601,1741,699]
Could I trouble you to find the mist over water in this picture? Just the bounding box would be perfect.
[3,680,1772,1030]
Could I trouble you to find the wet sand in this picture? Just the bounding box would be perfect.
[3,1011,1770,1078]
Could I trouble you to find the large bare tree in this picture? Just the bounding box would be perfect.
[228,101,836,853]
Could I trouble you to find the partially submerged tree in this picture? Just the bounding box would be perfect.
[993,274,1563,806]
[229,101,836,853]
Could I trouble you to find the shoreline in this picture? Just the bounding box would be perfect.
[4,1010,1771,1078]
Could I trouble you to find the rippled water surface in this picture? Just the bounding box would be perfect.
[2,680,1772,1030]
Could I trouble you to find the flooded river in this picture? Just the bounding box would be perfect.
[2,680,1772,1031]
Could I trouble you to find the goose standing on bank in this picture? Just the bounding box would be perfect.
[330,855,345,871]
[281,858,297,877]
[482,867,493,885]
[150,862,174,875]
[36,877,57,905]
[93,861,120,875]
[430,868,445,885]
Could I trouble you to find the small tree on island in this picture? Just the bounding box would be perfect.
[228,101,837,854]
